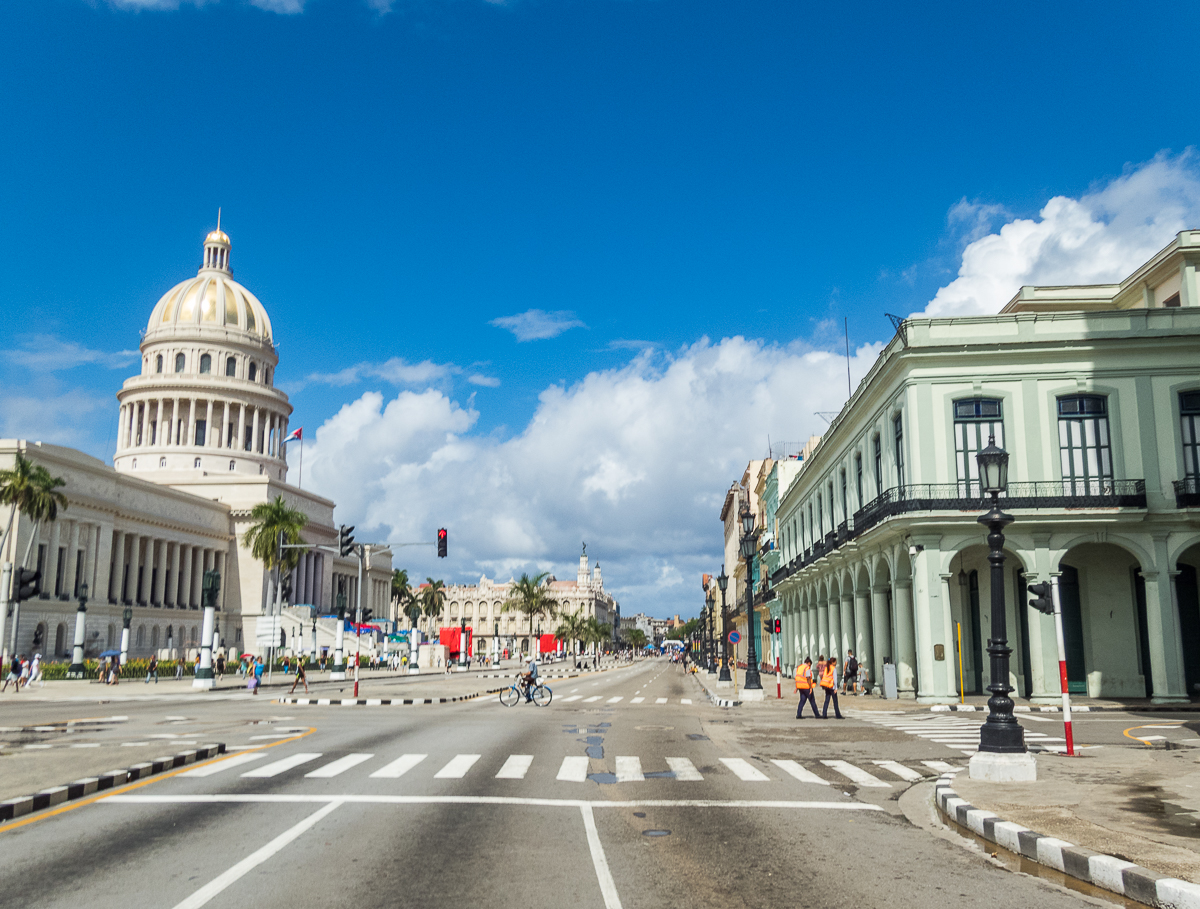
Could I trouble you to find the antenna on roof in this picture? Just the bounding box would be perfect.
[217,207,221,232]
[844,317,852,397]
[815,412,840,425]
[885,313,909,348]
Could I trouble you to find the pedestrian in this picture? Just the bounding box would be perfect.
[29,653,43,688]
[108,656,120,685]
[253,655,265,695]
[146,654,159,683]
[96,658,108,686]
[215,653,225,680]
[2,654,22,693]
[289,657,309,694]
[19,655,30,690]
[794,657,820,718]
[319,654,326,672]
[820,656,844,719]
[174,658,184,680]
[842,650,858,695]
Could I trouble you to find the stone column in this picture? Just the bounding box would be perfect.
[252,407,260,454]
[152,540,166,605]
[108,530,124,603]
[827,591,842,661]
[139,399,149,447]
[839,592,854,660]
[893,579,917,698]
[129,534,143,604]
[314,552,325,610]
[48,518,62,595]
[169,542,181,606]
[871,584,892,688]
[186,399,197,446]
[816,594,829,657]
[238,403,246,451]
[116,405,126,451]
[191,548,204,607]
[853,586,872,676]
[65,520,81,598]
[1143,536,1189,703]
[179,544,192,609]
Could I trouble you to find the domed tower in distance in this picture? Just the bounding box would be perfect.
[114,225,293,481]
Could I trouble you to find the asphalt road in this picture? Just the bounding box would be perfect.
[0,660,1139,909]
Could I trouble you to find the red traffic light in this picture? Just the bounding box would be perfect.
[437,528,448,558]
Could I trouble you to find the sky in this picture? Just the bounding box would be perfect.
[2,0,1200,619]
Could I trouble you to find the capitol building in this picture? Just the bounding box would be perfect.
[0,226,392,662]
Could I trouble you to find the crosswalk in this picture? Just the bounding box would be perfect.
[862,715,1068,755]
[557,695,694,704]
[179,749,961,788]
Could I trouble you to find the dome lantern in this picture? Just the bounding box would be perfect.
[203,209,231,273]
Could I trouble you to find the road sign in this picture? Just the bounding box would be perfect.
[256,616,282,646]
[728,630,741,644]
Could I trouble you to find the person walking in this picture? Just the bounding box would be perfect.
[215,653,225,681]
[252,655,265,695]
[820,656,843,719]
[145,654,159,683]
[29,653,43,688]
[794,657,820,719]
[842,650,858,695]
[288,657,309,694]
[108,656,120,685]
[174,658,184,680]
[2,654,22,693]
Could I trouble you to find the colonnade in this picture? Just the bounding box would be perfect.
[116,396,287,459]
[107,530,227,609]
[292,550,326,608]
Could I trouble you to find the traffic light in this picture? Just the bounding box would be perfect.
[1028,581,1054,616]
[773,617,782,634]
[437,527,447,558]
[280,573,293,604]
[15,568,40,602]
[338,524,356,557]
[361,607,374,624]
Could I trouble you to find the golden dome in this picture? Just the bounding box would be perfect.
[205,229,230,245]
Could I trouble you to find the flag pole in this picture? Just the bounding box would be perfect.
[299,437,303,489]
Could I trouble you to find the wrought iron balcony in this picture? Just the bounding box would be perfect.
[1175,477,1200,508]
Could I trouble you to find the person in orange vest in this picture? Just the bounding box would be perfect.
[820,656,844,719]
[794,657,819,719]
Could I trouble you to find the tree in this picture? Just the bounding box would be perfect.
[18,461,69,568]
[0,453,38,560]
[391,569,421,628]
[582,615,611,655]
[554,611,586,658]
[242,496,308,609]
[627,628,648,651]
[420,579,447,629]
[502,572,559,657]
[665,617,701,641]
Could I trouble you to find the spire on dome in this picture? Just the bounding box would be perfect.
[202,213,231,273]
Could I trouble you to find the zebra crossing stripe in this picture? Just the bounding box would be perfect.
[181,753,265,777]
[655,698,668,704]
[821,760,891,788]
[921,760,962,773]
[563,696,583,702]
[557,756,590,782]
[607,697,623,704]
[721,758,769,782]
[665,757,702,781]
[680,699,692,705]
[369,754,427,779]
[306,754,374,778]
[615,756,644,782]
[872,760,923,782]
[242,753,322,778]
[631,697,645,704]
[495,755,534,780]
[771,759,828,785]
[435,755,481,779]
[583,696,602,703]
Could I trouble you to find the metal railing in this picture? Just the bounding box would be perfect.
[770,479,1146,583]
[1175,477,1200,508]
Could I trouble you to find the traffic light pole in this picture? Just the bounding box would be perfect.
[354,544,364,698]
[1050,576,1076,756]
[0,562,11,665]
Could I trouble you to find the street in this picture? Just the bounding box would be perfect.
[0,660,1136,909]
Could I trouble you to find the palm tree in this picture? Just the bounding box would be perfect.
[243,496,308,610]
[554,611,586,661]
[583,615,611,658]
[19,462,69,568]
[0,453,38,561]
[420,579,447,631]
[627,628,648,651]
[391,569,418,625]
[502,572,559,658]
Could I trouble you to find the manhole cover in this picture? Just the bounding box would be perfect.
[642,829,671,837]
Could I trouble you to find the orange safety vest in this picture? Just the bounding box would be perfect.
[794,664,813,690]
[820,663,836,688]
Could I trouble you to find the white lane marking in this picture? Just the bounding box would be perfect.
[181,753,266,777]
[496,755,534,779]
[583,696,603,703]
[248,734,303,741]
[821,760,891,788]
[771,759,828,785]
[615,756,644,782]
[872,760,923,782]
[305,754,374,778]
[435,754,481,779]
[720,758,769,781]
[108,793,886,810]
[631,697,645,704]
[580,804,624,909]
[606,696,623,704]
[920,760,962,772]
[558,756,591,781]
[655,698,668,704]
[170,800,342,909]
[242,753,322,778]
[369,754,427,779]
[665,757,703,781]
[680,699,692,705]
[564,696,583,702]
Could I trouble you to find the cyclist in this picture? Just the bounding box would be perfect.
[520,656,539,702]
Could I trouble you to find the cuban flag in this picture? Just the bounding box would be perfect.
[284,427,303,443]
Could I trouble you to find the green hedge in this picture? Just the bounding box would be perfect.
[41,658,197,680]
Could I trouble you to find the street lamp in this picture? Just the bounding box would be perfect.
[970,435,1035,781]
[716,567,731,684]
[120,601,133,666]
[460,616,468,669]
[194,570,220,689]
[67,582,88,678]
[739,501,763,694]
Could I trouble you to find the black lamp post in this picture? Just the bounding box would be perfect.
[975,435,1027,755]
[717,567,731,682]
[704,593,714,672]
[460,616,468,669]
[739,502,763,691]
[67,582,88,678]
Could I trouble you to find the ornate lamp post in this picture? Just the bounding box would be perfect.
[193,570,220,689]
[120,601,133,666]
[67,583,89,679]
[717,567,731,684]
[970,435,1035,781]
[459,615,468,669]
[739,501,763,695]
[703,592,713,672]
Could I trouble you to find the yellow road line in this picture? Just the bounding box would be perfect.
[1122,723,1182,745]
[0,727,315,833]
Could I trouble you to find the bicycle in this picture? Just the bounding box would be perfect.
[499,679,553,706]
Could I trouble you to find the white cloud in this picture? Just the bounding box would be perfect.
[467,374,501,387]
[248,0,305,12]
[0,335,139,372]
[490,309,587,342]
[303,357,457,388]
[918,151,1200,317]
[301,337,882,618]
[0,390,111,447]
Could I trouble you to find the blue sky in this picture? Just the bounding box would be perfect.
[3,0,1199,618]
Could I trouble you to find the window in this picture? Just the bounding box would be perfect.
[839,470,848,523]
[1181,392,1200,479]
[1057,395,1113,493]
[132,458,137,469]
[175,353,185,373]
[873,436,882,496]
[225,356,236,377]
[817,495,823,536]
[954,398,1004,495]
[1164,293,1181,308]
[199,354,211,373]
[264,367,271,386]
[229,460,236,471]
[159,457,166,468]
[155,354,163,373]
[893,414,905,487]
[855,454,863,508]
[195,420,206,447]
[194,458,201,468]
[248,362,257,382]
[258,464,264,475]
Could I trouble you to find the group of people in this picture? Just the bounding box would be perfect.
[793,649,864,720]
[2,653,41,692]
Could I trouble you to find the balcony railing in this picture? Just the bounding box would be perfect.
[1175,477,1200,508]
[770,479,1146,584]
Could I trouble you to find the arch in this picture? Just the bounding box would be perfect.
[199,354,212,374]
[191,625,198,643]
[159,457,166,468]
[136,625,146,648]
[54,622,66,657]
[107,624,115,647]
[152,626,160,649]
[225,356,236,377]
[156,354,163,373]
[229,460,236,471]
[194,458,201,468]
[175,352,186,373]
[1173,540,1200,696]
[248,362,257,382]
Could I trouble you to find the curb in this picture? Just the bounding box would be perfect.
[0,743,226,823]
[931,703,1200,713]
[933,773,1200,907]
[277,690,503,706]
[692,676,740,708]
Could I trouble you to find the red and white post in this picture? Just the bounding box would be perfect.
[1050,576,1075,756]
